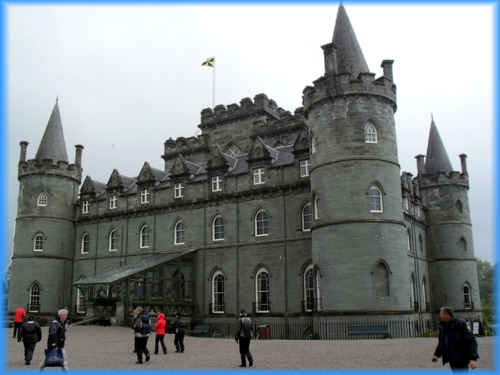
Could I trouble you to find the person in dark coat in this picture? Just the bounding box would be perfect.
[432,306,479,371]
[40,309,69,370]
[17,315,42,365]
[235,309,253,368]
[132,307,152,364]
[173,313,185,353]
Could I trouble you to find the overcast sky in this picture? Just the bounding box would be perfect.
[6,4,495,264]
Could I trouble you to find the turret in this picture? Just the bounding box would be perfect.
[304,5,410,314]
[417,118,481,320]
[8,100,82,318]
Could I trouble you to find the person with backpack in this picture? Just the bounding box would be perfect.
[173,313,185,353]
[40,309,69,370]
[154,313,167,355]
[235,309,254,368]
[132,307,152,364]
[17,315,42,365]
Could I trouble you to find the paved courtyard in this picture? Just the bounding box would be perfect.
[6,326,495,369]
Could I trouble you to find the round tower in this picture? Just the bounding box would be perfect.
[416,120,481,322]
[303,6,411,314]
[8,101,83,318]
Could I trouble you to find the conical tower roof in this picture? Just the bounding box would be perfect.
[424,117,453,174]
[332,5,369,77]
[35,100,69,162]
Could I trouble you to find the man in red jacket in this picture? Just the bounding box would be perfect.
[13,307,26,339]
[154,313,167,354]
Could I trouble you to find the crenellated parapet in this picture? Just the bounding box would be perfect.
[302,71,396,117]
[162,134,209,161]
[18,158,82,183]
[198,94,286,130]
[419,171,469,190]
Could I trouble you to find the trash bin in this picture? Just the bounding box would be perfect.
[258,325,271,339]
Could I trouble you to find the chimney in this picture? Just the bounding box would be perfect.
[322,43,337,75]
[381,60,394,82]
[415,154,425,176]
[19,141,28,163]
[75,145,84,167]
[459,154,468,175]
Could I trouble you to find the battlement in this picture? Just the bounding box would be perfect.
[199,94,286,129]
[18,158,82,182]
[303,70,396,115]
[419,171,469,189]
[162,134,209,161]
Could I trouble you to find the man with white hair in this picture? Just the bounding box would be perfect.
[40,309,69,370]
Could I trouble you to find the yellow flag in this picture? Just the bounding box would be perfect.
[202,57,215,67]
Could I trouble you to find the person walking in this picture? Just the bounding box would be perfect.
[40,309,69,370]
[432,306,479,371]
[13,306,26,339]
[132,307,141,353]
[173,313,185,353]
[235,309,253,368]
[154,313,167,355]
[132,307,152,364]
[17,315,42,365]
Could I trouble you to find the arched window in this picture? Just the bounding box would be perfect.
[82,200,89,214]
[108,229,118,251]
[410,274,416,310]
[419,234,424,253]
[255,209,269,237]
[464,283,472,308]
[37,192,48,207]
[422,277,428,311]
[314,196,320,220]
[456,200,463,213]
[212,216,224,241]
[304,265,315,312]
[29,282,40,312]
[373,262,389,297]
[175,221,185,245]
[33,233,44,252]
[302,203,312,232]
[256,269,270,312]
[364,122,378,143]
[140,225,150,248]
[76,288,87,314]
[81,233,89,254]
[407,229,412,252]
[368,186,383,213]
[212,271,225,313]
[458,237,467,252]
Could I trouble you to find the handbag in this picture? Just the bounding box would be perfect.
[44,348,64,367]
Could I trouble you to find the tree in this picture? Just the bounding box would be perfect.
[477,259,494,328]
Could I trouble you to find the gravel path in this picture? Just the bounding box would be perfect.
[6,326,494,369]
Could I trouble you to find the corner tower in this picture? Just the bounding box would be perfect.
[8,100,83,317]
[303,6,411,313]
[416,119,481,321]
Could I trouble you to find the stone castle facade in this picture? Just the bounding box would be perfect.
[8,6,482,333]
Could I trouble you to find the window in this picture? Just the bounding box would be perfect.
[464,283,472,308]
[364,122,378,143]
[402,197,409,212]
[253,168,265,185]
[415,205,421,217]
[456,200,463,213]
[458,237,467,252]
[81,233,89,254]
[76,288,86,314]
[422,278,428,310]
[109,195,117,209]
[302,203,312,232]
[304,266,315,312]
[37,192,48,207]
[82,200,89,214]
[410,274,416,310]
[29,282,40,312]
[140,189,150,204]
[140,225,151,248]
[212,216,224,241]
[314,196,320,220]
[33,234,44,252]
[109,229,118,251]
[407,229,411,252]
[175,221,185,245]
[311,137,317,154]
[300,159,310,177]
[212,272,225,313]
[174,183,184,198]
[211,176,223,192]
[255,209,269,236]
[374,262,389,297]
[368,186,383,213]
[256,269,270,312]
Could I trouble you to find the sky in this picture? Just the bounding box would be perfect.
[6,3,495,264]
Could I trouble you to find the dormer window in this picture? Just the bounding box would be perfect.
[140,189,150,204]
[300,159,310,178]
[174,183,184,199]
[212,176,223,192]
[82,200,89,214]
[109,195,117,209]
[253,168,265,185]
[37,192,48,207]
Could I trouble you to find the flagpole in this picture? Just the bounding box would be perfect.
[212,65,216,108]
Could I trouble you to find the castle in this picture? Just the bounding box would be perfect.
[8,5,482,335]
